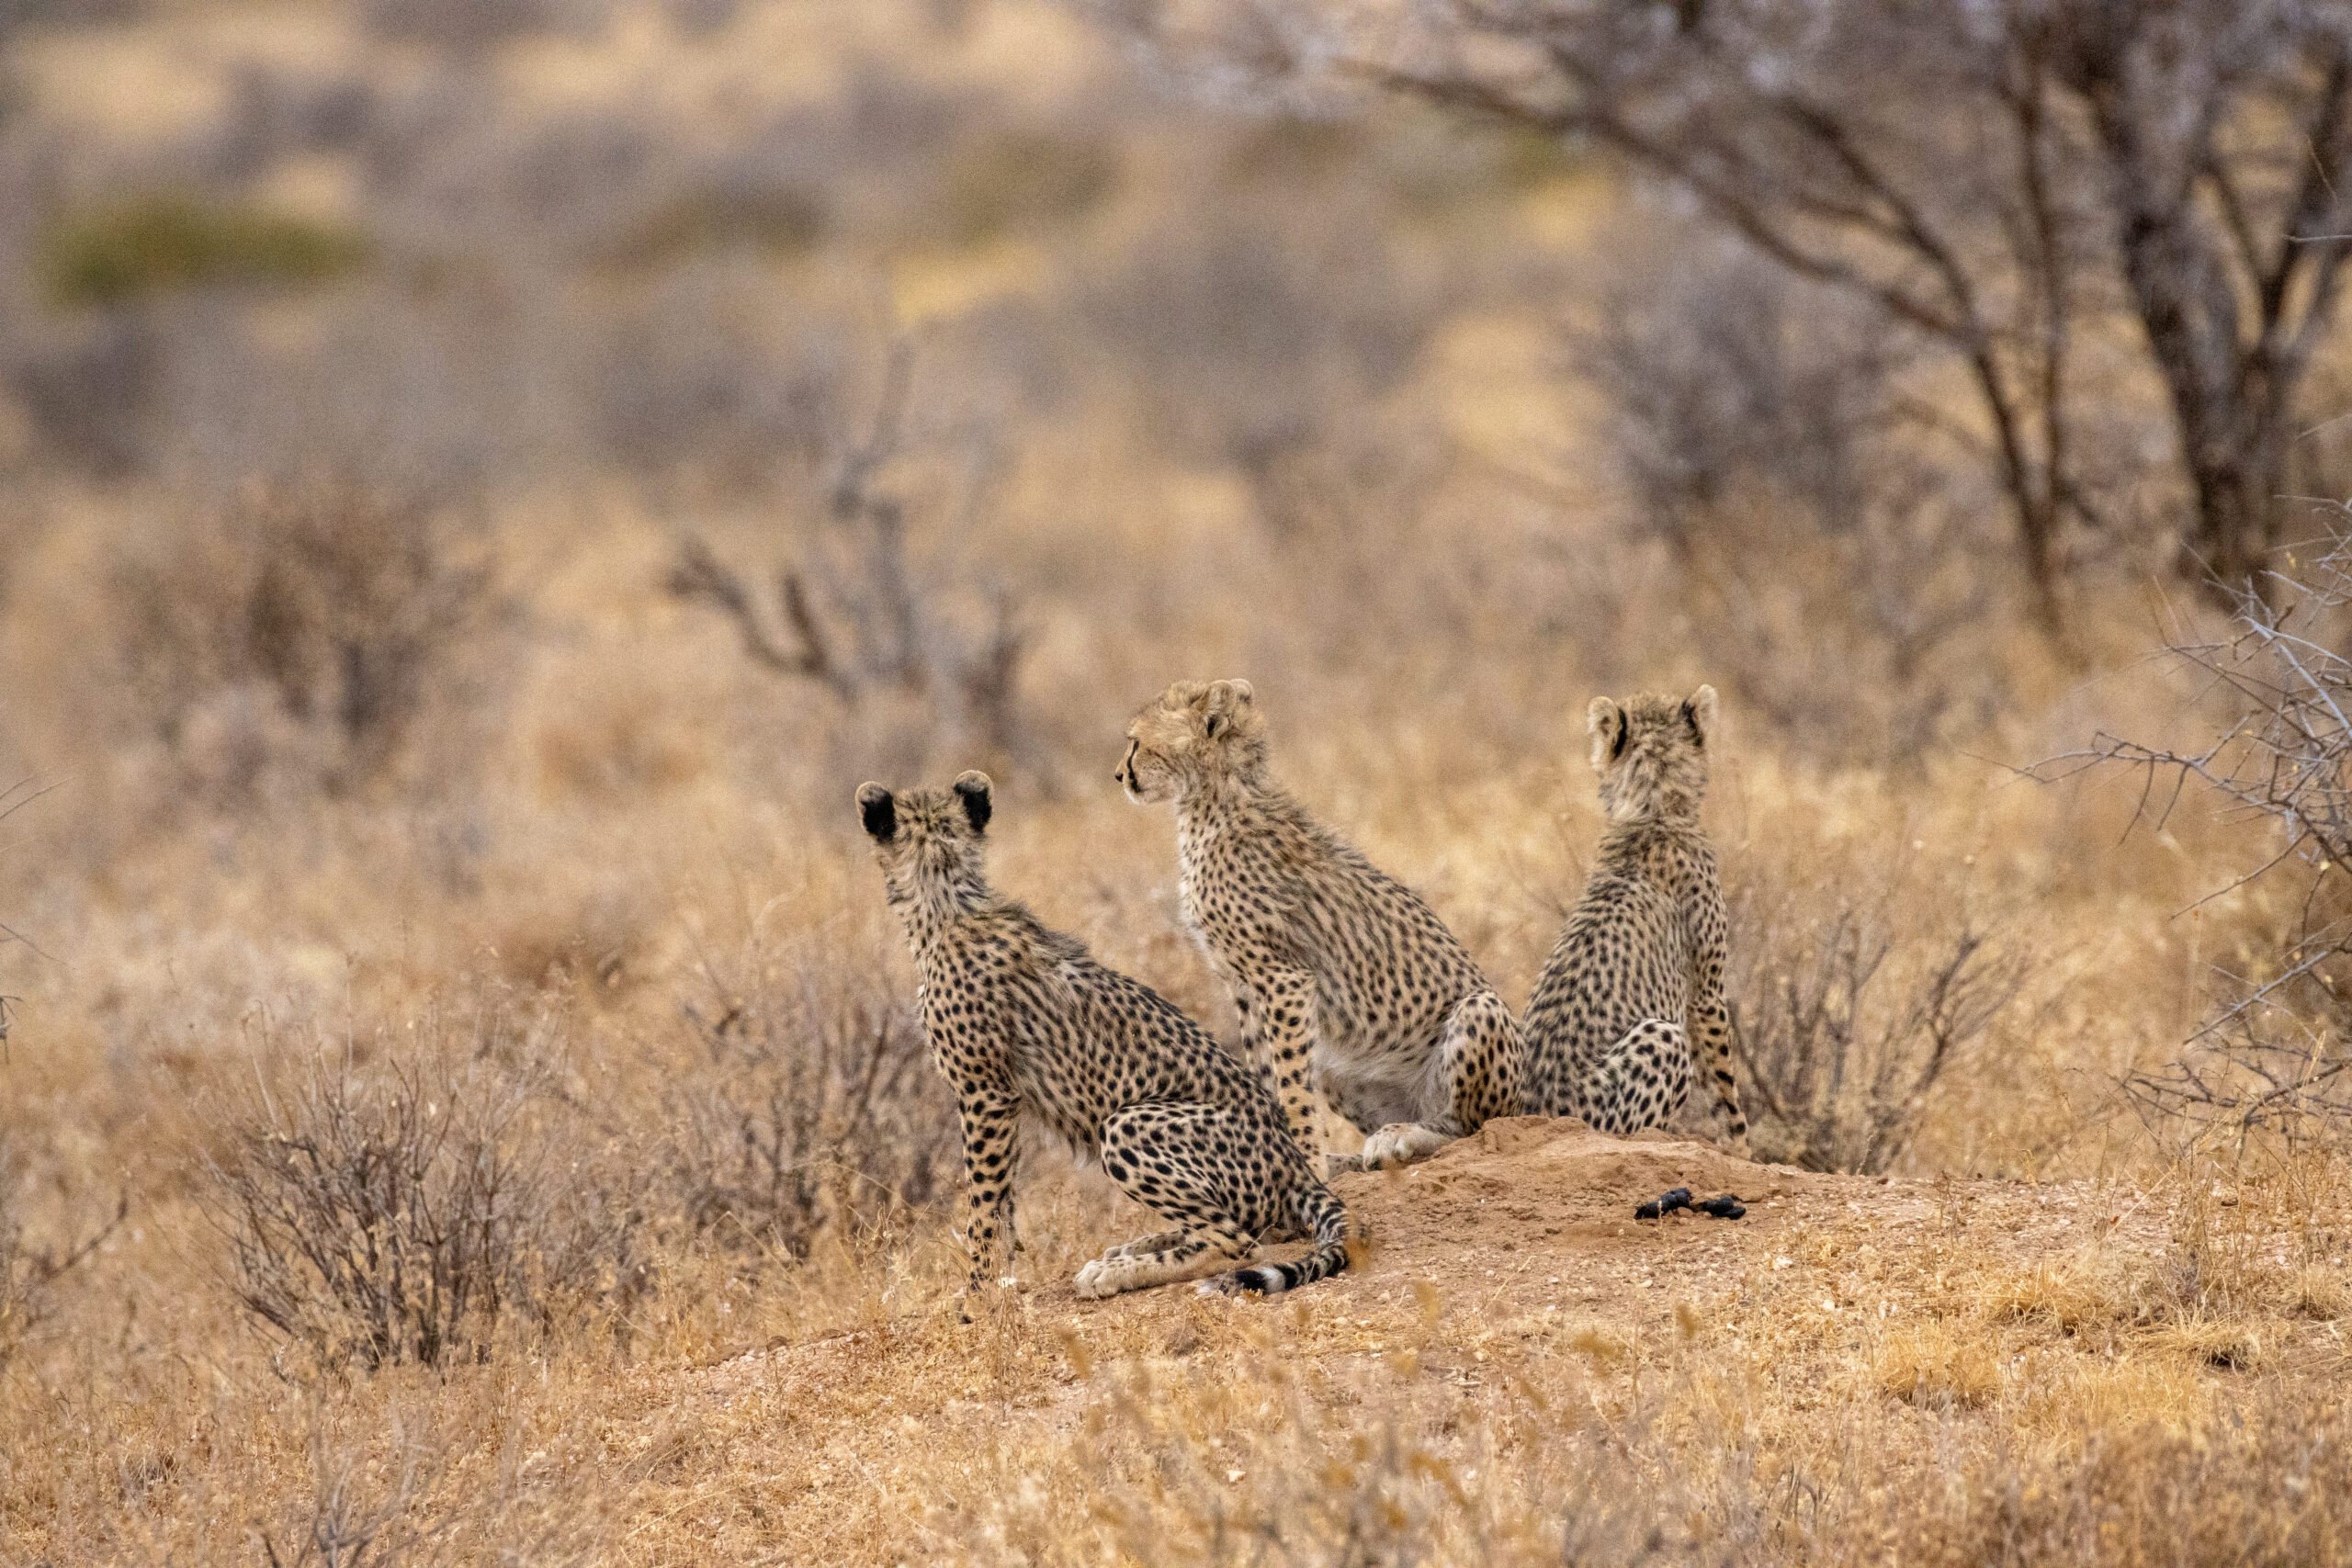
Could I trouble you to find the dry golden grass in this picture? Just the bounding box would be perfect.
[0,2,2348,1564]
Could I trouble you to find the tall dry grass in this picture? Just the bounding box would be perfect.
[0,1,2344,1562]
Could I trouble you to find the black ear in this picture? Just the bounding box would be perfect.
[1204,715,1222,739]
[1611,711,1631,760]
[856,783,896,840]
[952,770,993,833]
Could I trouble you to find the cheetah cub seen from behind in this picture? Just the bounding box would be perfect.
[1521,685,1749,1156]
[857,771,1351,1301]
[1118,679,1525,1173]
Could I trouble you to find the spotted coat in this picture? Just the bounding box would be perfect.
[1118,680,1525,1173]
[857,772,1350,1301]
[1522,686,1748,1154]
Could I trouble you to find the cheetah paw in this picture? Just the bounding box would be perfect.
[1361,1122,1449,1169]
[1073,1259,1124,1300]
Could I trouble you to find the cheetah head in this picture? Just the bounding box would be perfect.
[1116,679,1269,805]
[1588,685,1716,824]
[854,771,994,907]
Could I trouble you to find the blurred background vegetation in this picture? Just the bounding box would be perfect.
[1,1,2350,1560]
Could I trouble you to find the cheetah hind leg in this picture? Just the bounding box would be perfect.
[1361,990,1526,1170]
[1072,1105,1260,1299]
[1583,1018,1692,1136]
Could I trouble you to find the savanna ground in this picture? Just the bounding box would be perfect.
[1,2,2350,1562]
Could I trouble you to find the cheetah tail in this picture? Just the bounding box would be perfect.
[1216,1186,1351,1296]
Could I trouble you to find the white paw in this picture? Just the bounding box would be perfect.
[1362,1122,1447,1169]
[1073,1259,1120,1300]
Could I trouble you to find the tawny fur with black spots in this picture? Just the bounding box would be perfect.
[1522,685,1749,1155]
[1117,680,1524,1173]
[857,771,1350,1301]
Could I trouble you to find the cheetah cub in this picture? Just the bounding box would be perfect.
[1521,685,1748,1155]
[1118,679,1525,1172]
[857,771,1351,1301]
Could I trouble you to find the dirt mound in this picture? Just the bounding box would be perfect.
[662,1115,2193,1563]
[1339,1115,1792,1265]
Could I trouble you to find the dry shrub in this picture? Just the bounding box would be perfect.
[666,342,1038,771]
[662,942,957,1262]
[205,1005,643,1371]
[113,477,499,806]
[1728,863,2030,1173]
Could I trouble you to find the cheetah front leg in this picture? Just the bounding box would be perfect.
[954,1088,1023,1293]
[1235,964,1333,1167]
[1360,990,1525,1169]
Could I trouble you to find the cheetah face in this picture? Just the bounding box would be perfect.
[1119,679,1268,804]
[1588,685,1715,823]
[855,771,993,897]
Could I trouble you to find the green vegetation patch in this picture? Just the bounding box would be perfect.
[599,186,828,271]
[934,130,1119,246]
[38,194,368,308]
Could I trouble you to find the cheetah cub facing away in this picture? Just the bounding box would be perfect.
[1118,680,1525,1172]
[1521,685,1748,1155]
[857,771,1351,1301]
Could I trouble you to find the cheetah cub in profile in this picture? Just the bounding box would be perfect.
[1521,685,1748,1155]
[1118,679,1524,1172]
[857,771,1351,1301]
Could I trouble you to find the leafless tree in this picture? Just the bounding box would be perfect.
[1102,0,2352,622]
[666,342,1033,763]
[2045,507,2352,1144]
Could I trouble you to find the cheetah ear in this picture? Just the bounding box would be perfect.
[856,782,897,840]
[1587,697,1625,773]
[952,770,993,833]
[1201,678,1255,740]
[1683,684,1718,749]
